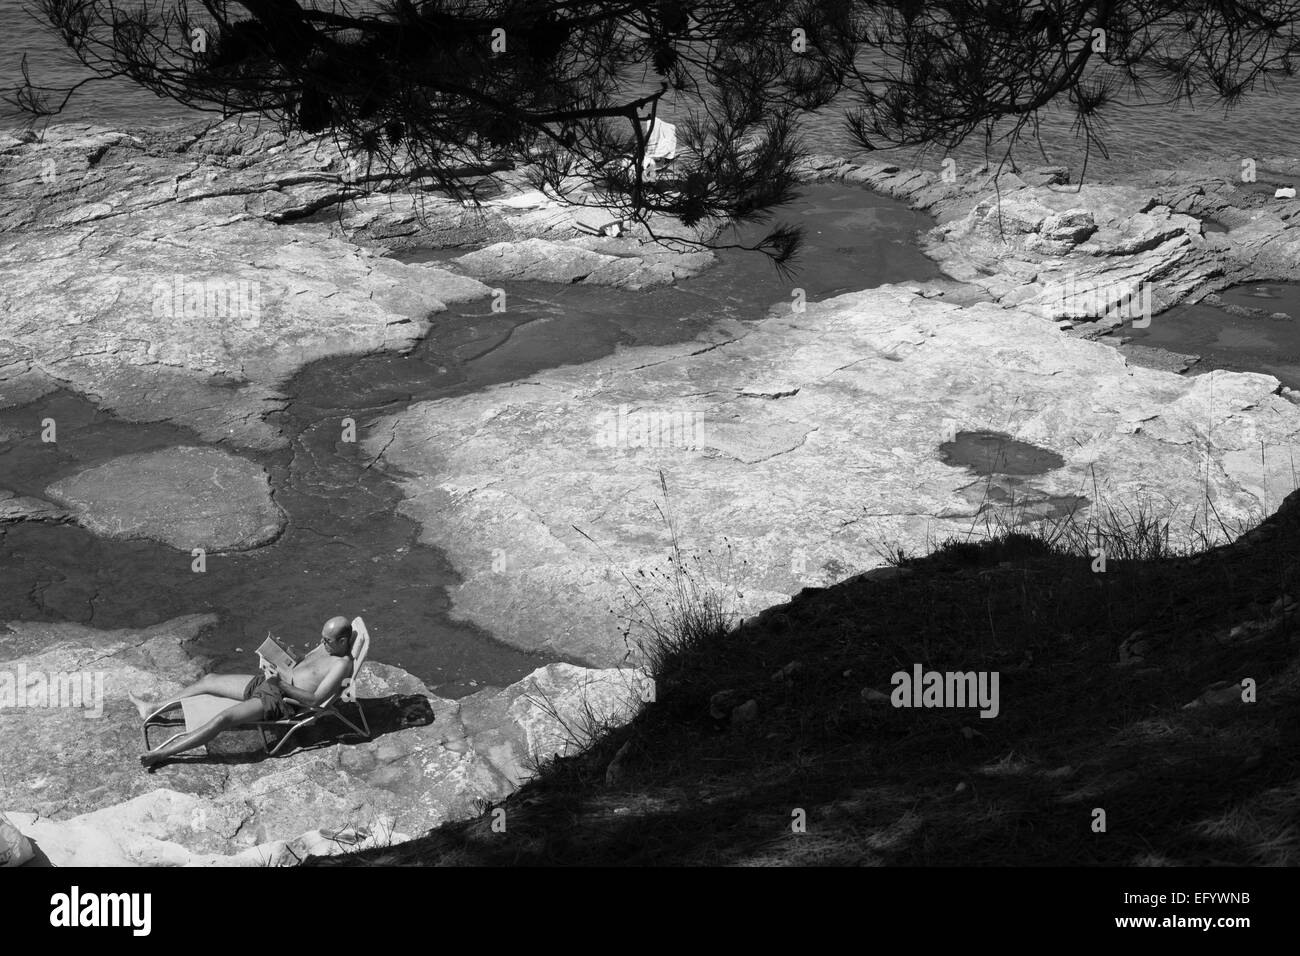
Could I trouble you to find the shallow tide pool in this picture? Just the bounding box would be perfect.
[0,184,938,693]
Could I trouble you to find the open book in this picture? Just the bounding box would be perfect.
[256,632,299,680]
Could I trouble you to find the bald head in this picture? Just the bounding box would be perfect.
[321,616,354,655]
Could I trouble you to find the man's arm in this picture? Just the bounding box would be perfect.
[278,658,351,708]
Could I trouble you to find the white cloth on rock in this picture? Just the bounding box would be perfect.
[642,118,678,162]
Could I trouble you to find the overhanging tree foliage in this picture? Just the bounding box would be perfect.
[11,1,1300,266]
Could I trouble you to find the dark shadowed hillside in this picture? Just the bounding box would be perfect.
[313,486,1300,866]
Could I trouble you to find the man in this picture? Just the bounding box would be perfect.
[612,113,677,182]
[640,114,677,167]
[636,113,677,180]
[132,616,357,769]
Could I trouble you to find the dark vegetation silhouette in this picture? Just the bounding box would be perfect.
[11,1,1300,265]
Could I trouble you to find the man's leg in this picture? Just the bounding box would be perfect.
[130,674,256,719]
[140,697,264,767]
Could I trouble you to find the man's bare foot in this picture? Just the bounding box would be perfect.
[128,690,158,720]
[139,751,162,771]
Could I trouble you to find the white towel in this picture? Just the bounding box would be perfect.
[642,118,677,162]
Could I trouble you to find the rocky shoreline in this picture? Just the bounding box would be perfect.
[3,118,1299,863]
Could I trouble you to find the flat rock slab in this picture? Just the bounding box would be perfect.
[365,284,1300,666]
[44,446,286,552]
[0,122,494,450]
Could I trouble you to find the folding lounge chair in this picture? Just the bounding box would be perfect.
[143,617,372,758]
